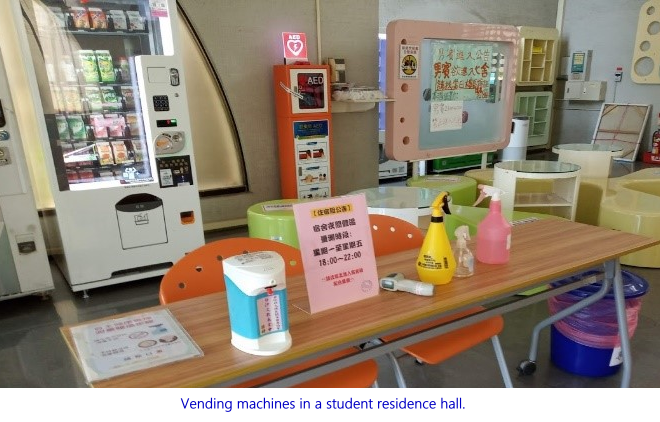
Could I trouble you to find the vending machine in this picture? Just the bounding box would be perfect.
[3,0,204,292]
[0,45,54,301]
[273,64,334,199]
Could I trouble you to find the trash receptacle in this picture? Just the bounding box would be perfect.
[548,270,649,377]
[500,115,529,161]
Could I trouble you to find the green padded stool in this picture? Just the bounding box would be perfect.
[349,186,442,228]
[444,204,561,240]
[406,174,477,206]
[247,199,302,248]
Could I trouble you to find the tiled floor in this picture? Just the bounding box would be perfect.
[1,152,659,388]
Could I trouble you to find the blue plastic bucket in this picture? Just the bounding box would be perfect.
[549,270,649,377]
[550,326,622,377]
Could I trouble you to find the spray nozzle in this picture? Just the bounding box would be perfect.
[454,225,470,246]
[430,191,451,217]
[473,184,505,206]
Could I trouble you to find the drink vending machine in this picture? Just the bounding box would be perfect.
[3,0,204,293]
[0,45,54,301]
[273,64,334,199]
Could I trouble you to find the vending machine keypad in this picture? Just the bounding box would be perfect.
[152,95,170,111]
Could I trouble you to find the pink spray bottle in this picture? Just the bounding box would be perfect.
[473,184,511,264]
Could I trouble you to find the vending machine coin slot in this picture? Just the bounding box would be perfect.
[0,147,10,165]
[169,68,180,86]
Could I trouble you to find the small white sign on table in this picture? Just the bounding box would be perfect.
[292,194,379,313]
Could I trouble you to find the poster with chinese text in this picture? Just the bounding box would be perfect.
[431,41,492,101]
[294,120,331,199]
[292,194,378,313]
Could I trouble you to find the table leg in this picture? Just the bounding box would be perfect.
[606,259,631,388]
[517,268,611,376]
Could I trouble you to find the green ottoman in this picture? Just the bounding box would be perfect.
[406,175,477,206]
[444,204,561,240]
[247,199,302,248]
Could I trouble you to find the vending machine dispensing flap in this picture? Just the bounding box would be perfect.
[115,193,167,249]
[115,193,163,212]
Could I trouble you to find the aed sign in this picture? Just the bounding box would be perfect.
[282,32,308,63]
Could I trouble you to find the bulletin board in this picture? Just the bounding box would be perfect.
[384,20,519,162]
[591,103,651,162]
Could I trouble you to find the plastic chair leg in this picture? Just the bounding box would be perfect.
[491,335,513,388]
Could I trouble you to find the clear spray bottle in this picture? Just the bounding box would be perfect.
[453,225,474,277]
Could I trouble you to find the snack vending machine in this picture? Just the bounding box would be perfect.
[3,0,204,292]
[273,64,334,199]
[0,45,54,301]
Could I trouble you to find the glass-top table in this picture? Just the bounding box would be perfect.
[493,160,582,221]
[552,143,624,178]
[495,160,581,174]
[553,143,624,153]
[349,186,443,227]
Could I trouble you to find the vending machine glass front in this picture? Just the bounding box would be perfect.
[23,0,175,191]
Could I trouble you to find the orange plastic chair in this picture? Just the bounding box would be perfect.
[159,236,379,388]
[368,214,512,388]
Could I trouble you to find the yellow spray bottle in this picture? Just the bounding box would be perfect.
[416,191,456,285]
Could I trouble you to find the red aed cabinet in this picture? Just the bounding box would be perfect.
[273,65,334,199]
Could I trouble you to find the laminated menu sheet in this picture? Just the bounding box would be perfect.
[69,309,202,383]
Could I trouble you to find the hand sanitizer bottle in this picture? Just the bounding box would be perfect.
[453,225,474,277]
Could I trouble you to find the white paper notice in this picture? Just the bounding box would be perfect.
[430,100,464,132]
[70,309,202,383]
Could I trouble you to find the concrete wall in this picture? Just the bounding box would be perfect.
[177,0,380,230]
[553,0,659,154]
[379,0,558,29]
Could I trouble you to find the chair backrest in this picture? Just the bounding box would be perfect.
[369,214,425,256]
[159,237,304,304]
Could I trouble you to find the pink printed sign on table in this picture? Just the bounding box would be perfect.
[292,194,378,314]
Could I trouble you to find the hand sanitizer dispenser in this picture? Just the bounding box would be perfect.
[223,251,292,356]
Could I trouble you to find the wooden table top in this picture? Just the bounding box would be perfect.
[60,218,659,387]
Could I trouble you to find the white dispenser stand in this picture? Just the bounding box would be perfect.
[501,115,529,161]
[223,251,292,356]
